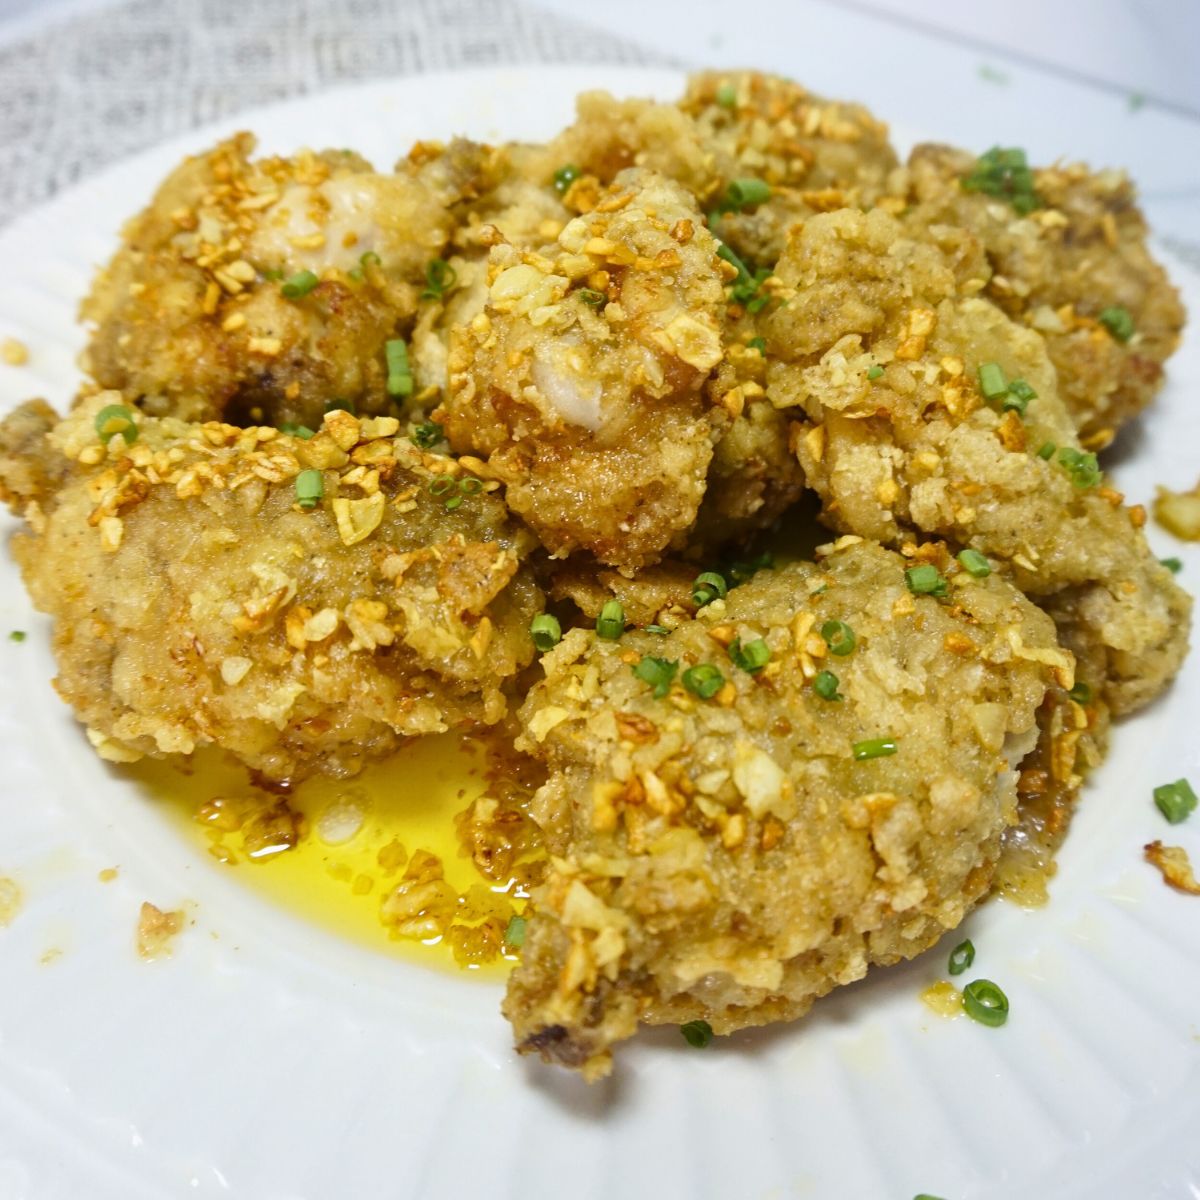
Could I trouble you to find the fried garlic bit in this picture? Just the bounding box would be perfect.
[1144,841,1200,896]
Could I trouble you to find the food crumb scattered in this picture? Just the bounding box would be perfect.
[1143,841,1200,895]
[0,877,22,926]
[98,867,119,883]
[1,337,28,366]
[137,900,185,958]
[39,947,62,965]
[920,981,962,1018]
[1154,481,1200,541]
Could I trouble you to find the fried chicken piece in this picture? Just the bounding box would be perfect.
[438,168,727,570]
[546,559,699,628]
[81,133,481,428]
[903,145,1185,443]
[0,394,541,781]
[762,207,1190,715]
[504,541,1065,1077]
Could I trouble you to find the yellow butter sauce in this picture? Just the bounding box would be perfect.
[124,732,520,978]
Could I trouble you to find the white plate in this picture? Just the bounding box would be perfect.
[0,65,1199,1200]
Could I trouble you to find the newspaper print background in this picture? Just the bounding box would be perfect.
[0,0,665,227]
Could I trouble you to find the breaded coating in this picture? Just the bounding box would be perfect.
[439,168,727,569]
[762,207,1190,714]
[0,395,541,781]
[546,558,698,627]
[81,133,475,428]
[904,145,1185,443]
[504,542,1064,1077]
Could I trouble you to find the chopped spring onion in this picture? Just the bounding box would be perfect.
[820,619,856,656]
[956,548,991,578]
[294,469,324,509]
[281,269,319,299]
[632,655,679,698]
[428,475,456,498]
[682,663,724,700]
[325,398,356,415]
[715,82,737,109]
[411,421,444,449]
[867,364,884,380]
[504,914,527,948]
[421,258,457,300]
[853,737,897,761]
[977,361,1008,401]
[727,552,774,584]
[725,178,771,209]
[1153,778,1197,825]
[278,423,315,440]
[747,337,766,354]
[360,251,382,269]
[692,571,728,608]
[680,1019,714,1048]
[8,630,26,643]
[813,670,841,702]
[1057,446,1102,489]
[576,287,607,307]
[948,939,975,976]
[1161,557,1183,574]
[961,146,1040,215]
[1098,305,1135,343]
[1068,681,1092,705]
[1036,441,1056,460]
[440,476,482,512]
[728,636,770,673]
[385,338,413,397]
[596,600,625,640]
[93,403,138,445]
[961,978,1009,1027]
[529,614,561,653]
[905,564,949,597]
[552,164,581,194]
[1005,378,1037,414]
[645,624,671,635]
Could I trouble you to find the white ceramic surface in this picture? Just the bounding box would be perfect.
[0,66,1197,1200]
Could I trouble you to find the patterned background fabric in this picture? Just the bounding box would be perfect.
[0,0,664,227]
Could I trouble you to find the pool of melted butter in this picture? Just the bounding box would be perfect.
[126,732,516,978]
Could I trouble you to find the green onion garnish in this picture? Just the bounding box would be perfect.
[294,469,324,509]
[1068,681,1092,705]
[281,269,319,299]
[93,403,138,445]
[682,663,724,699]
[504,914,527,948]
[867,364,884,380]
[8,631,26,643]
[727,552,774,584]
[1153,778,1197,825]
[853,737,897,761]
[385,338,413,397]
[728,637,770,673]
[1057,446,1102,489]
[632,655,679,698]
[530,614,561,653]
[411,421,444,449]
[1098,305,1135,342]
[1005,378,1037,414]
[977,361,1008,401]
[596,600,625,641]
[552,164,581,194]
[957,548,991,578]
[279,423,315,440]
[715,83,737,108]
[962,978,1009,1027]
[821,619,856,656]
[914,1194,948,1199]
[1036,442,1056,460]
[428,475,456,498]
[645,624,671,635]
[576,288,607,307]
[1161,557,1183,574]
[421,258,457,300]
[905,564,949,597]
[680,1019,714,1047]
[961,147,1040,215]
[725,178,771,210]
[747,337,766,354]
[813,670,841,701]
[948,939,975,976]
[458,477,483,495]
[360,251,381,269]
[325,398,356,415]
[692,571,728,608]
